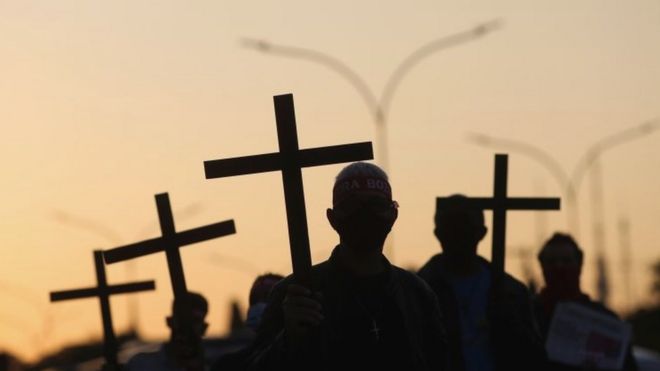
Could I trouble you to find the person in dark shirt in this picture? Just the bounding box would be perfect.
[418,194,546,371]
[245,162,447,371]
[533,233,638,371]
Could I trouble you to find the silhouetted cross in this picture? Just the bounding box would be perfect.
[103,193,235,349]
[103,193,235,298]
[50,250,155,368]
[204,94,373,286]
[437,154,561,275]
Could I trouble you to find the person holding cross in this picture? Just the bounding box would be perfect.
[245,162,447,371]
[418,194,546,371]
[125,292,210,371]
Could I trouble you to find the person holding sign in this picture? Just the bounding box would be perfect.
[418,194,546,371]
[245,162,447,371]
[125,292,210,371]
[533,233,637,370]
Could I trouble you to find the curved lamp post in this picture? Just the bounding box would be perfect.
[242,19,501,172]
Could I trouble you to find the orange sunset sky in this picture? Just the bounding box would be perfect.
[1,0,659,362]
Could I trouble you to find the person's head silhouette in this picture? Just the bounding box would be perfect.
[537,232,583,296]
[434,194,487,263]
[326,162,398,255]
[167,291,209,343]
[246,273,284,331]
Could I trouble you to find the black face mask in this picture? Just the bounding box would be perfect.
[336,208,394,253]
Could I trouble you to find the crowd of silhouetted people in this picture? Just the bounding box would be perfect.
[105,162,638,371]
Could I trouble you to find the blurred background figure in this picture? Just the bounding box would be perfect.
[0,353,23,371]
[210,273,283,371]
[418,194,545,371]
[245,273,285,332]
[534,233,637,370]
[125,292,209,371]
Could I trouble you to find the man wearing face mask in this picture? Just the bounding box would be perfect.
[418,194,546,371]
[533,233,638,370]
[245,162,448,371]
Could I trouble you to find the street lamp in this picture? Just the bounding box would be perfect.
[468,118,660,304]
[243,19,503,259]
[243,19,501,170]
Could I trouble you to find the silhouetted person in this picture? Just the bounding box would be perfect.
[533,233,637,370]
[125,292,209,371]
[418,194,545,371]
[245,273,285,332]
[245,162,447,370]
[211,273,284,371]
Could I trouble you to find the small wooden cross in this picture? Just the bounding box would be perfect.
[103,193,235,298]
[50,250,156,368]
[437,154,561,275]
[204,94,373,286]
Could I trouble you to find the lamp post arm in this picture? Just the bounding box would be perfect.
[51,210,123,245]
[571,118,660,194]
[380,19,503,121]
[467,132,571,195]
[242,38,380,122]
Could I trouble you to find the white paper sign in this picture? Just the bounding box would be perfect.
[546,302,632,370]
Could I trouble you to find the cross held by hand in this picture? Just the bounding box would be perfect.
[204,94,374,286]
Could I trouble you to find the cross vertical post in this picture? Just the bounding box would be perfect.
[94,250,118,367]
[275,95,313,285]
[155,193,188,298]
[491,154,508,272]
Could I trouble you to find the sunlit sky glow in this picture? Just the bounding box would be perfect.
[1,0,659,361]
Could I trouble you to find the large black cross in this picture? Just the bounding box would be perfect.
[103,192,236,301]
[50,250,155,368]
[204,94,373,286]
[437,154,561,275]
